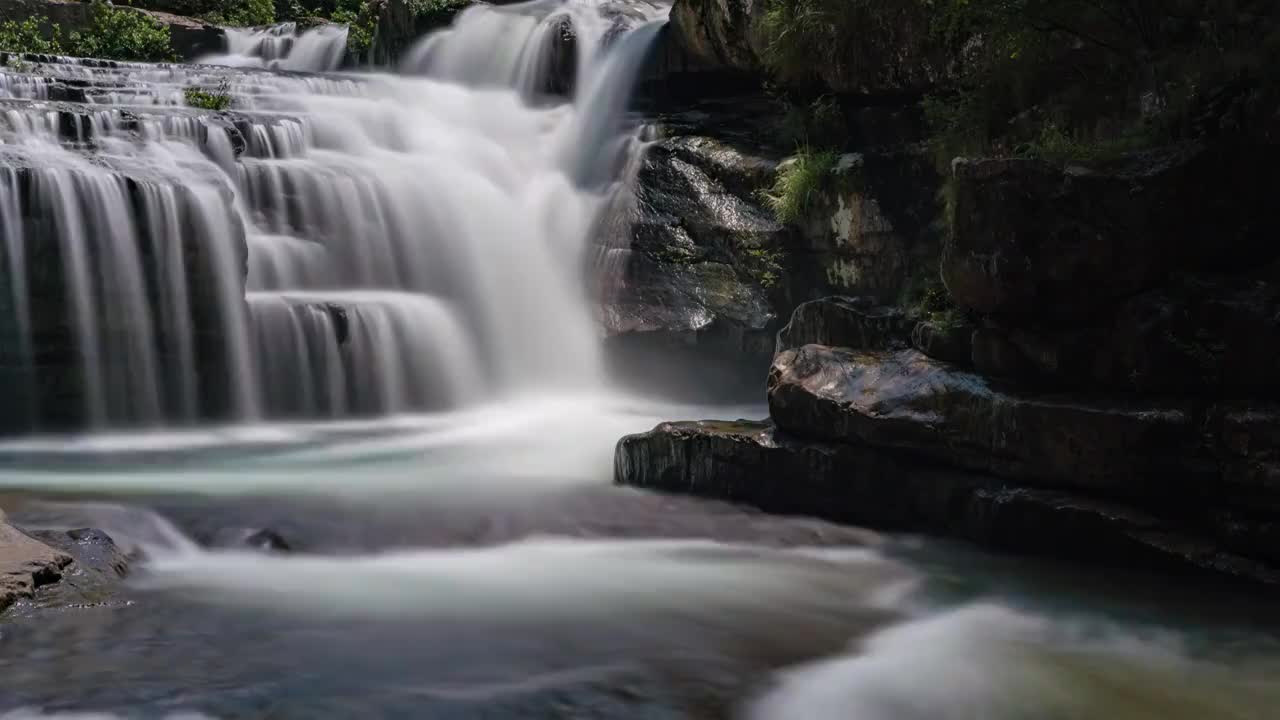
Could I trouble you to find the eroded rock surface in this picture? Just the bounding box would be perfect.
[616,421,1280,584]
[0,510,73,612]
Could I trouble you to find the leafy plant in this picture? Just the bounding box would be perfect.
[762,147,839,224]
[204,0,276,27]
[329,0,375,55]
[406,0,472,26]
[1015,122,1149,166]
[0,18,62,55]
[184,78,232,110]
[760,0,932,91]
[66,3,175,62]
[922,0,1280,164]
[740,246,785,289]
[899,265,960,325]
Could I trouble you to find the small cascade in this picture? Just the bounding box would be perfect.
[248,292,482,417]
[202,23,350,72]
[0,0,670,434]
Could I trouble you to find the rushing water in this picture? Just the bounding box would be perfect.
[202,23,351,72]
[0,1,1278,717]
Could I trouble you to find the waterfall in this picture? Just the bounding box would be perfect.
[202,23,351,72]
[0,0,670,433]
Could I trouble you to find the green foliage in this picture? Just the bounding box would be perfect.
[0,18,61,55]
[184,79,232,110]
[1014,123,1149,166]
[899,265,959,325]
[762,147,838,224]
[66,3,175,61]
[0,4,175,62]
[740,245,785,289]
[329,0,375,55]
[406,0,472,26]
[923,0,1280,164]
[204,0,276,27]
[760,0,930,91]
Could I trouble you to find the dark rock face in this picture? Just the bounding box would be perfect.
[775,296,907,353]
[599,104,944,365]
[943,145,1280,323]
[964,275,1280,397]
[662,0,946,97]
[668,0,767,79]
[788,150,943,305]
[598,100,788,359]
[910,317,972,367]
[768,345,1203,497]
[615,422,1280,584]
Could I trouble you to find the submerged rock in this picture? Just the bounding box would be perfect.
[0,510,73,612]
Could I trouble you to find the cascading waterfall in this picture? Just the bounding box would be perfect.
[0,0,670,433]
[202,22,351,72]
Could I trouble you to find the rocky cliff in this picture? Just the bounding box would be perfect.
[616,0,1280,584]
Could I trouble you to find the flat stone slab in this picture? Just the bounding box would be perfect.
[768,345,1205,497]
[615,421,1280,585]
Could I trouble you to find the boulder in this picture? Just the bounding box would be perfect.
[615,421,1280,584]
[0,510,73,612]
[775,296,908,354]
[943,143,1280,322]
[597,105,787,357]
[767,345,1207,498]
[24,527,131,608]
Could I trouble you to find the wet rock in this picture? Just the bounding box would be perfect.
[615,421,1280,584]
[667,0,768,81]
[0,510,73,612]
[943,144,1280,323]
[970,326,1038,380]
[209,527,292,553]
[910,318,973,366]
[371,0,476,66]
[775,296,908,354]
[767,345,1206,498]
[598,110,787,358]
[23,527,131,608]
